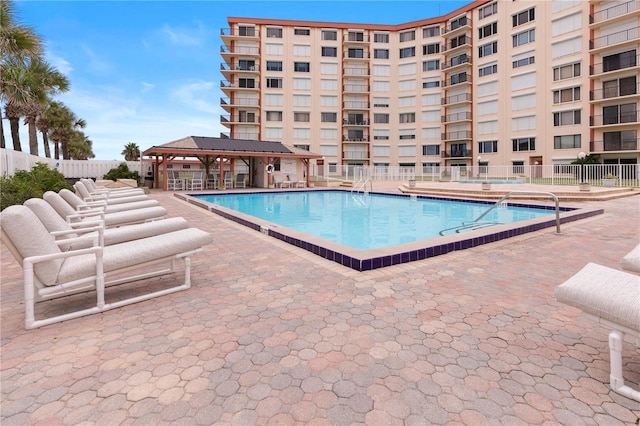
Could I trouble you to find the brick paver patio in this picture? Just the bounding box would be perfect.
[1,186,639,425]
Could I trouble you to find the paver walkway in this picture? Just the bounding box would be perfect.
[1,187,639,425]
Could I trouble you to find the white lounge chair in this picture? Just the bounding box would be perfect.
[82,178,145,196]
[44,191,167,227]
[234,173,247,188]
[59,189,160,213]
[75,181,149,204]
[1,205,213,329]
[24,198,190,248]
[556,262,640,402]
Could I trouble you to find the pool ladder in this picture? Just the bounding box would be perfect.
[351,179,372,194]
[439,190,562,236]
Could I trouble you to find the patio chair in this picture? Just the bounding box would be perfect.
[190,171,204,191]
[1,205,213,329]
[24,198,190,249]
[234,173,247,188]
[81,178,145,197]
[74,182,149,204]
[206,173,218,189]
[59,189,160,213]
[43,191,168,227]
[273,174,290,188]
[223,172,233,189]
[556,262,640,402]
[167,170,183,191]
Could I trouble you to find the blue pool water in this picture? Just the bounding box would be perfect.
[195,191,554,250]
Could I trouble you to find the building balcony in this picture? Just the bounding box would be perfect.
[443,17,471,34]
[441,131,472,141]
[220,27,260,40]
[441,54,471,70]
[220,80,260,94]
[590,1,639,25]
[343,150,370,160]
[344,67,370,76]
[220,97,259,111]
[343,51,370,60]
[220,114,261,127]
[441,36,472,53]
[344,33,369,43]
[590,111,639,126]
[441,149,472,159]
[342,136,370,143]
[590,26,639,51]
[442,73,472,87]
[220,45,260,57]
[590,82,640,101]
[442,92,472,105]
[343,84,370,94]
[590,138,639,152]
[343,101,370,109]
[221,132,258,140]
[343,119,369,126]
[590,53,639,75]
[441,111,472,123]
[220,63,259,76]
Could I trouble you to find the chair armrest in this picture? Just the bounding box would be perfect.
[66,209,105,224]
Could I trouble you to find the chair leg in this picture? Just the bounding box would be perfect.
[608,330,640,402]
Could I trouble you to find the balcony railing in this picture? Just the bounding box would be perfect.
[442,92,472,105]
[343,119,368,125]
[443,18,471,34]
[221,97,260,107]
[590,111,639,126]
[219,45,259,55]
[231,132,259,140]
[442,73,472,87]
[220,80,260,90]
[590,27,639,50]
[343,101,370,109]
[441,54,471,70]
[590,82,640,100]
[441,149,471,158]
[342,136,370,142]
[441,130,472,140]
[590,53,639,75]
[220,63,259,72]
[343,84,370,93]
[220,115,260,124]
[590,1,638,24]
[590,138,639,152]
[344,34,370,43]
[343,150,369,159]
[344,51,370,60]
[442,36,472,52]
[344,67,370,76]
[220,28,260,38]
[442,111,472,123]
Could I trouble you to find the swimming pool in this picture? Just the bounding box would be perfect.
[181,190,603,271]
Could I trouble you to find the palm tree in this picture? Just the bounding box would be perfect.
[121,142,140,161]
[0,0,43,150]
[47,101,85,160]
[35,99,53,157]
[21,59,69,155]
[68,130,94,160]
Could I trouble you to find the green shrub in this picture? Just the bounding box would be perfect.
[102,163,141,185]
[0,162,72,211]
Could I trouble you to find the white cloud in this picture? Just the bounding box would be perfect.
[46,52,73,75]
[141,82,155,93]
[171,80,217,114]
[159,24,202,47]
[80,45,112,75]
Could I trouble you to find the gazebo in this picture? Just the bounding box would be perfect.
[142,136,323,191]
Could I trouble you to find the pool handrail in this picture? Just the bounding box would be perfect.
[352,179,372,194]
[475,191,561,234]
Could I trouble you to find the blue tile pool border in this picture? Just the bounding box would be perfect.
[178,190,604,271]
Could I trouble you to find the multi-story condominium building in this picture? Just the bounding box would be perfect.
[219,0,639,173]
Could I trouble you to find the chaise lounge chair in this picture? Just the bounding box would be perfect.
[74,181,149,204]
[556,257,640,402]
[81,178,145,196]
[1,205,214,329]
[24,198,190,248]
[59,189,160,213]
[44,191,168,227]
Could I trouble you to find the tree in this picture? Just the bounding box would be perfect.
[47,101,86,160]
[121,142,140,161]
[0,0,43,150]
[68,130,94,160]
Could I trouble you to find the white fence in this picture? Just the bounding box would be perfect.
[311,163,640,187]
[0,149,143,179]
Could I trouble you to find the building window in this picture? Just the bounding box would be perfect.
[321,112,337,123]
[348,48,364,58]
[294,62,310,72]
[374,113,389,124]
[399,47,415,58]
[554,134,581,149]
[266,111,282,121]
[479,41,498,58]
[422,145,440,155]
[238,78,255,88]
[321,30,337,41]
[603,49,637,73]
[450,72,468,85]
[347,31,364,42]
[450,35,468,49]
[479,2,497,20]
[294,28,310,36]
[513,29,535,47]
[400,30,416,42]
[603,76,637,98]
[513,55,535,69]
[266,78,282,88]
[512,138,535,152]
[321,47,337,57]
[553,110,581,126]
[513,7,535,27]
[478,140,498,153]
[512,161,525,174]
[450,16,468,31]
[603,103,637,124]
[238,26,256,37]
[374,49,389,59]
[553,62,580,81]
[479,63,497,77]
[266,27,283,38]
[479,22,497,39]
[423,79,440,88]
[423,26,440,38]
[374,33,389,43]
[603,130,637,150]
[423,59,440,71]
[294,112,310,122]
[399,113,415,123]
[423,43,440,55]
[553,87,580,104]
[399,134,416,140]
[266,61,282,71]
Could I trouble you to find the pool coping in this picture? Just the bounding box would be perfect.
[176,190,604,271]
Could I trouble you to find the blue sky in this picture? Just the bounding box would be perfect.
[12,0,469,160]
